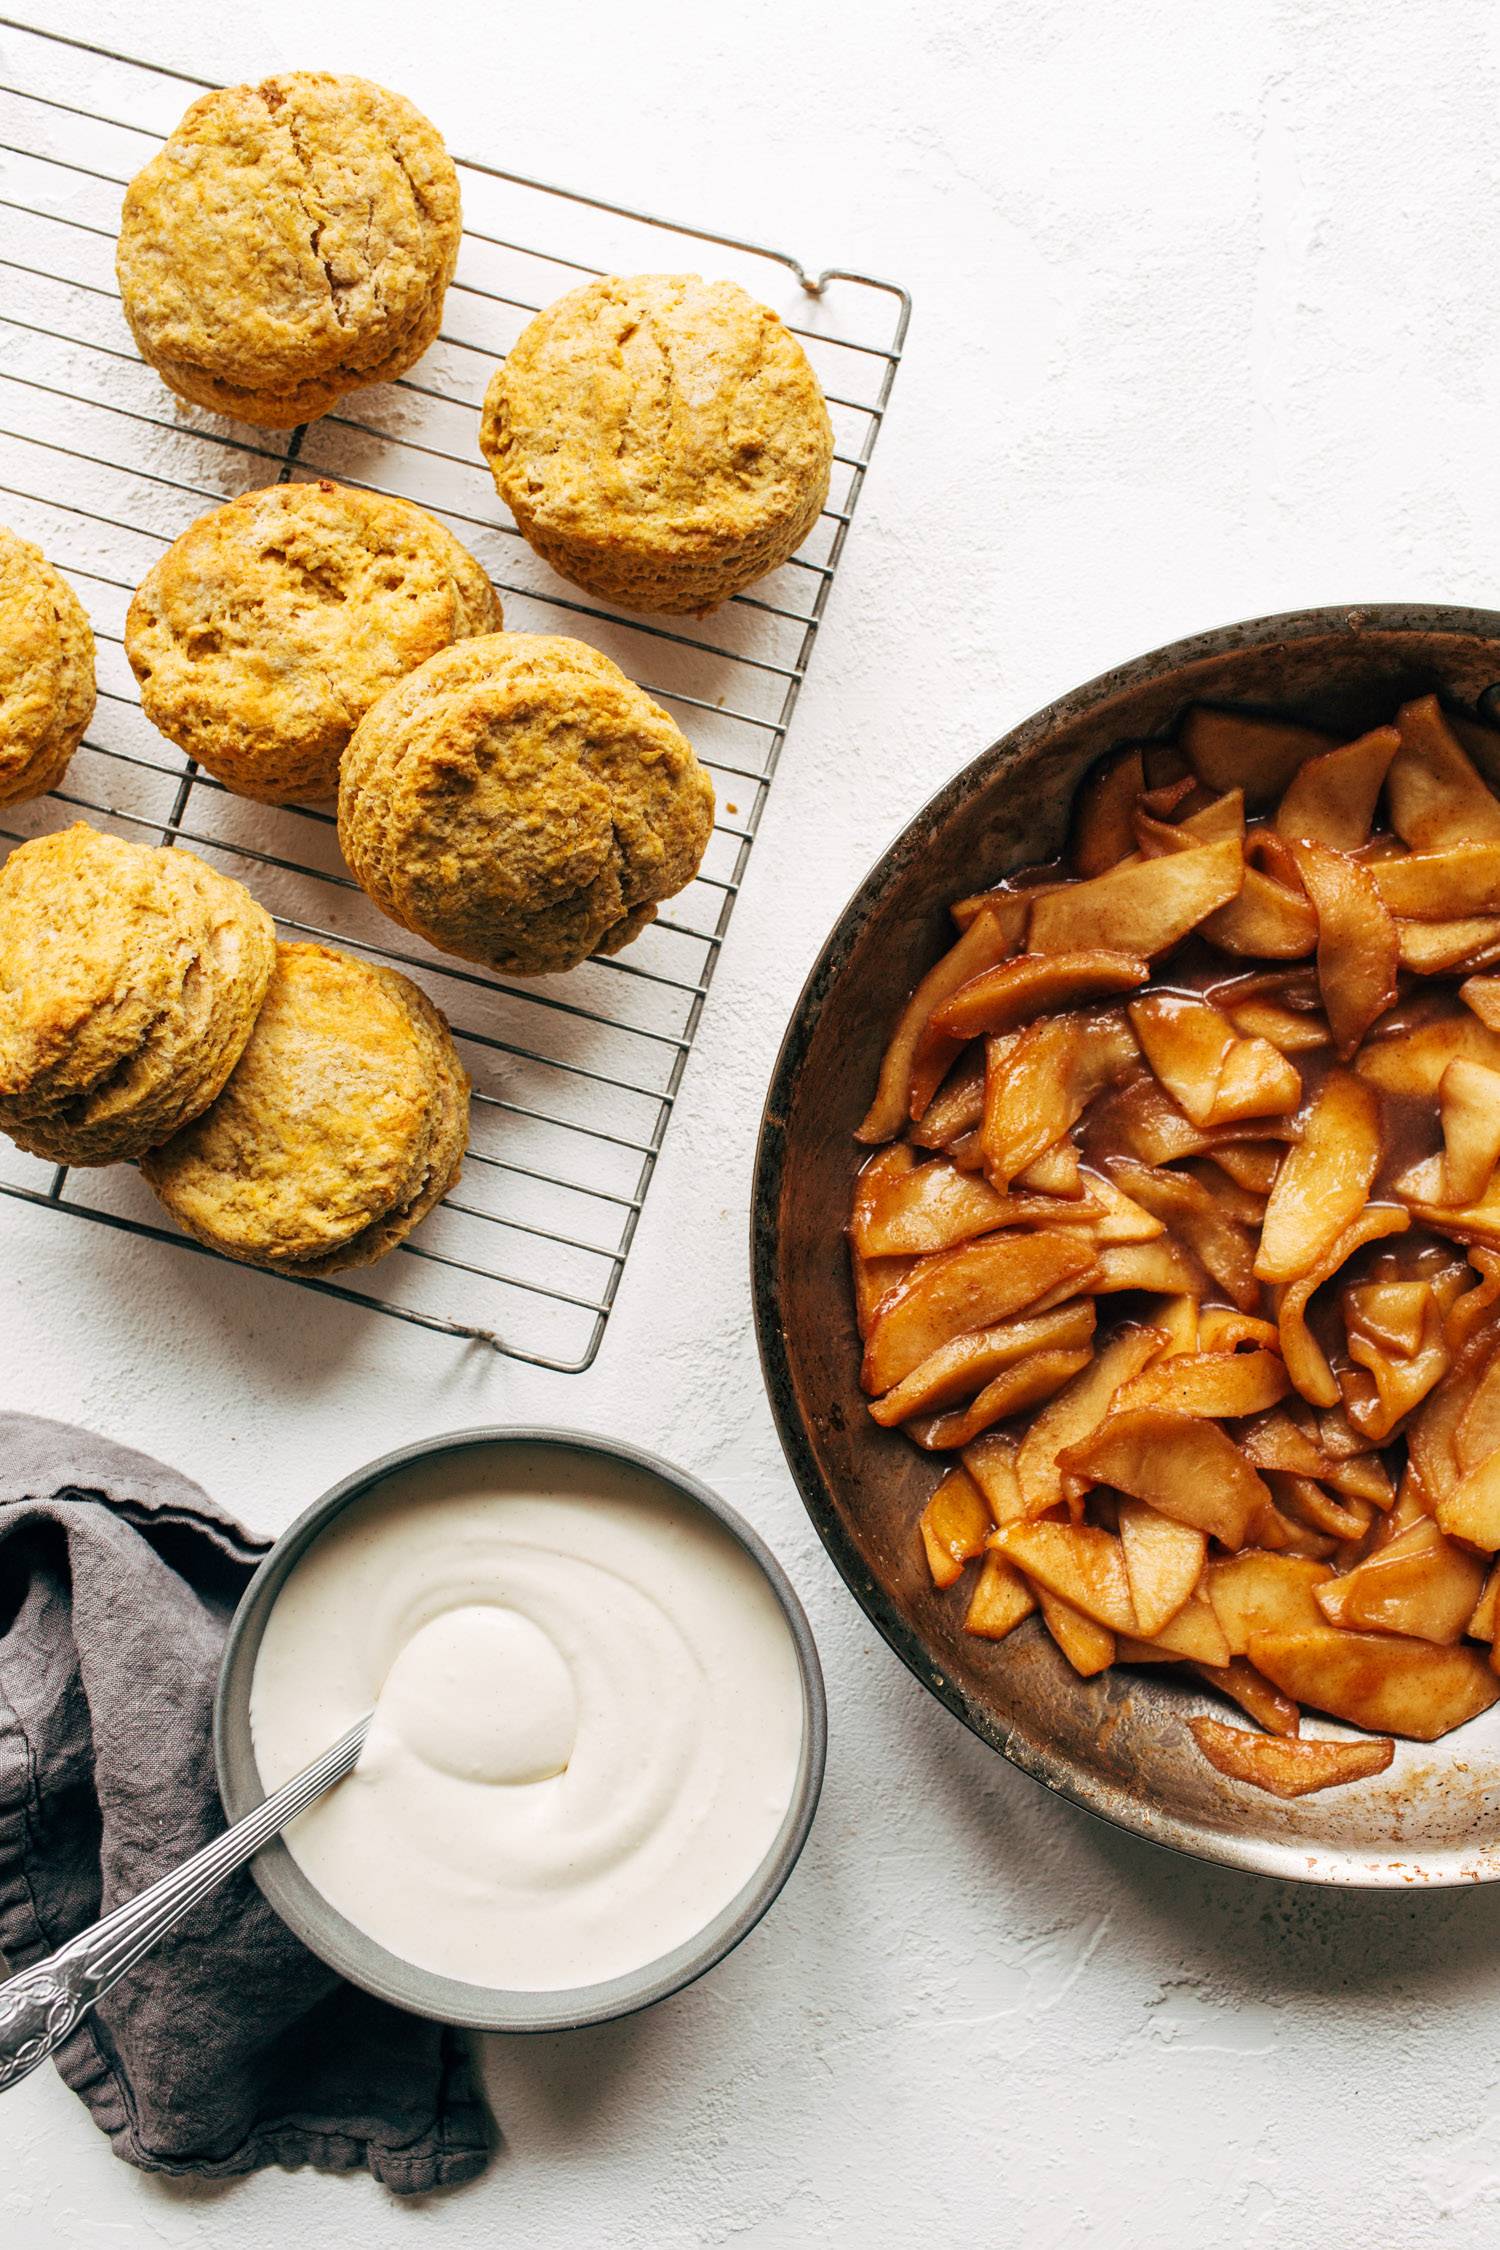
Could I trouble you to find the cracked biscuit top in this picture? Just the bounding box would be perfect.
[125,481,501,803]
[338,632,717,976]
[117,72,462,429]
[479,273,834,613]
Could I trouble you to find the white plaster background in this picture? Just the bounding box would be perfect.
[3,0,1500,2242]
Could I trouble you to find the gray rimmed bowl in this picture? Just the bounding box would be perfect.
[214,1425,826,2032]
[752,602,1500,1889]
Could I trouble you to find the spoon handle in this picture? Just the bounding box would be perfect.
[0,1715,368,2095]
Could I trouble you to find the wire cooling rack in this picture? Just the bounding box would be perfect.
[0,17,908,1370]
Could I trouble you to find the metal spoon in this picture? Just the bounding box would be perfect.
[0,1714,369,2094]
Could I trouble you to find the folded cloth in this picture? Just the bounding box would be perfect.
[0,1413,490,2192]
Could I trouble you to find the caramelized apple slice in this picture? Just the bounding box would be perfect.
[869,1300,1097,1426]
[857,904,1025,1143]
[1035,1589,1116,1676]
[1359,1006,1500,1097]
[1396,918,1500,975]
[1248,1626,1500,1739]
[1128,992,1301,1128]
[932,949,1149,1041]
[1285,838,1400,1058]
[1223,995,1331,1051]
[1029,836,1244,958]
[1180,706,1336,806]
[1461,976,1500,1034]
[1435,1446,1500,1551]
[1388,696,1500,851]
[991,1520,1139,1632]
[1275,725,1400,850]
[1372,844,1500,920]
[918,1467,992,1588]
[855,1158,1099,1257]
[1188,1714,1393,1797]
[1117,1499,1206,1634]
[960,1432,1025,1523]
[1275,1206,1410,1408]
[1014,1321,1167,1518]
[1437,1060,1500,1205]
[1105,1158,1260,1310]
[1059,1409,1270,1547]
[1207,1551,1334,1654]
[1256,1070,1382,1283]
[1314,1518,1486,1642]
[1341,1287,1451,1443]
[906,1344,1095,1451]
[1071,744,1147,876]
[1113,1348,1289,1420]
[1189,1659,1300,1737]
[1064,1168,1165,1245]
[861,1230,1098,1394]
[980,1017,1084,1189]
[963,1551,1037,1640]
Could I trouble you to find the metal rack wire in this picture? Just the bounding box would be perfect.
[0,15,909,1371]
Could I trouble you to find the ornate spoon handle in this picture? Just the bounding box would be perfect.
[0,1715,368,2095]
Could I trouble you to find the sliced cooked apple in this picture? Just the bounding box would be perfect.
[1207,1551,1335,1654]
[852,1249,914,1340]
[1064,1167,1165,1245]
[1188,1714,1393,1797]
[1209,1141,1284,1195]
[1189,1659,1300,1737]
[1035,1589,1116,1676]
[1103,1158,1259,1310]
[1114,1348,1289,1420]
[1285,837,1400,1058]
[1117,1499,1206,1634]
[1388,696,1500,851]
[1468,1561,1500,1641]
[1435,1446,1500,1551]
[1129,991,1301,1128]
[1342,1286,1452,1443]
[1397,917,1500,975]
[1013,1321,1166,1518]
[1197,1306,1281,1351]
[1461,976,1500,1035]
[1275,1206,1410,1409]
[1372,844,1500,920]
[1256,1070,1382,1283]
[1224,995,1331,1051]
[1015,1140,1085,1196]
[918,1467,992,1588]
[1135,789,1246,856]
[1126,1586,1232,1664]
[1435,1060,1500,1206]
[869,1300,1098,1426]
[1200,864,1319,959]
[856,1158,1096,1257]
[961,1432,1025,1524]
[932,949,1149,1041]
[963,1550,1037,1640]
[1071,744,1148,876]
[1087,1072,1294,1167]
[1248,1625,1500,1739]
[980,1017,1084,1189]
[1275,724,1400,850]
[857,905,1026,1143]
[1358,1006,1500,1097]
[1180,706,1336,806]
[992,1520,1139,1632]
[906,1343,1095,1450]
[1059,1409,1270,1547]
[910,1052,986,1148]
[1314,1518,1486,1642]
[1029,836,1244,958]
[861,1230,1098,1394]
[1089,1239,1207,1295]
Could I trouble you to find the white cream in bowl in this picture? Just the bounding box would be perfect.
[248,1442,807,1993]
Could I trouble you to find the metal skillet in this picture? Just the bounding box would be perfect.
[752,604,1500,1886]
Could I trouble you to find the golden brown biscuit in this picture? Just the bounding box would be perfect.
[117,74,462,428]
[337,632,716,975]
[0,823,276,1165]
[479,274,833,613]
[141,940,469,1274]
[125,481,501,803]
[0,528,96,805]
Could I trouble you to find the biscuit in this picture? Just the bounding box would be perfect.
[337,632,716,975]
[125,481,502,803]
[0,528,96,805]
[0,823,276,1165]
[117,74,462,429]
[479,274,833,613]
[141,940,469,1274]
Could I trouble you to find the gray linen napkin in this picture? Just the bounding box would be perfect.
[0,1412,490,2191]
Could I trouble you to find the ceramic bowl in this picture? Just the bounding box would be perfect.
[215,1426,826,2030]
[752,603,1500,1888]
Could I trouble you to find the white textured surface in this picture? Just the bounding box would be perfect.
[4,1,1500,2242]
